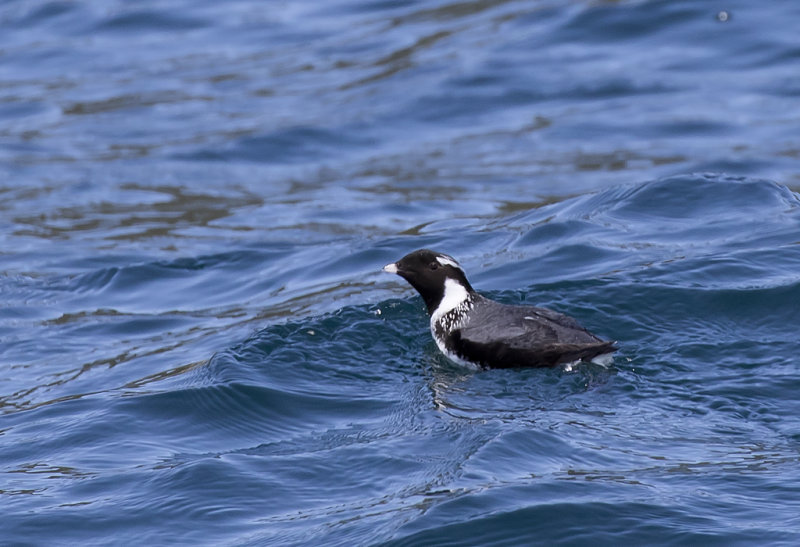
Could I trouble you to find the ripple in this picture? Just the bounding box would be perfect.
[3,0,800,543]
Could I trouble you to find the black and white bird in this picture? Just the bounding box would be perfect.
[383,249,616,369]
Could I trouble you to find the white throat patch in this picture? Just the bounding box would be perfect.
[430,278,470,326]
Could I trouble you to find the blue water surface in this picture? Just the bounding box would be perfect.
[2,0,800,545]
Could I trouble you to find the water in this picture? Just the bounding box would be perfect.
[2,0,800,544]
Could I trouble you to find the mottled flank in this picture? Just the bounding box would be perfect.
[431,292,475,367]
[432,293,474,334]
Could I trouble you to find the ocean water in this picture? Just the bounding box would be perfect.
[2,0,800,545]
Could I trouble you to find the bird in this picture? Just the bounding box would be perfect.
[383,249,616,369]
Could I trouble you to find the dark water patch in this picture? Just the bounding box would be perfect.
[93,9,209,34]
[386,499,796,547]
[14,1,82,25]
[179,125,378,164]
[559,1,700,43]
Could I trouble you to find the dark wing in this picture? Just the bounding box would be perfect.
[520,307,591,334]
[452,298,616,368]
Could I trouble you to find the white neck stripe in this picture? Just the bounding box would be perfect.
[431,278,469,323]
[435,255,460,269]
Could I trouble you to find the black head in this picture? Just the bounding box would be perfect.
[383,249,474,314]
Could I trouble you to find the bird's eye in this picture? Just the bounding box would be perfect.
[429,261,439,270]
